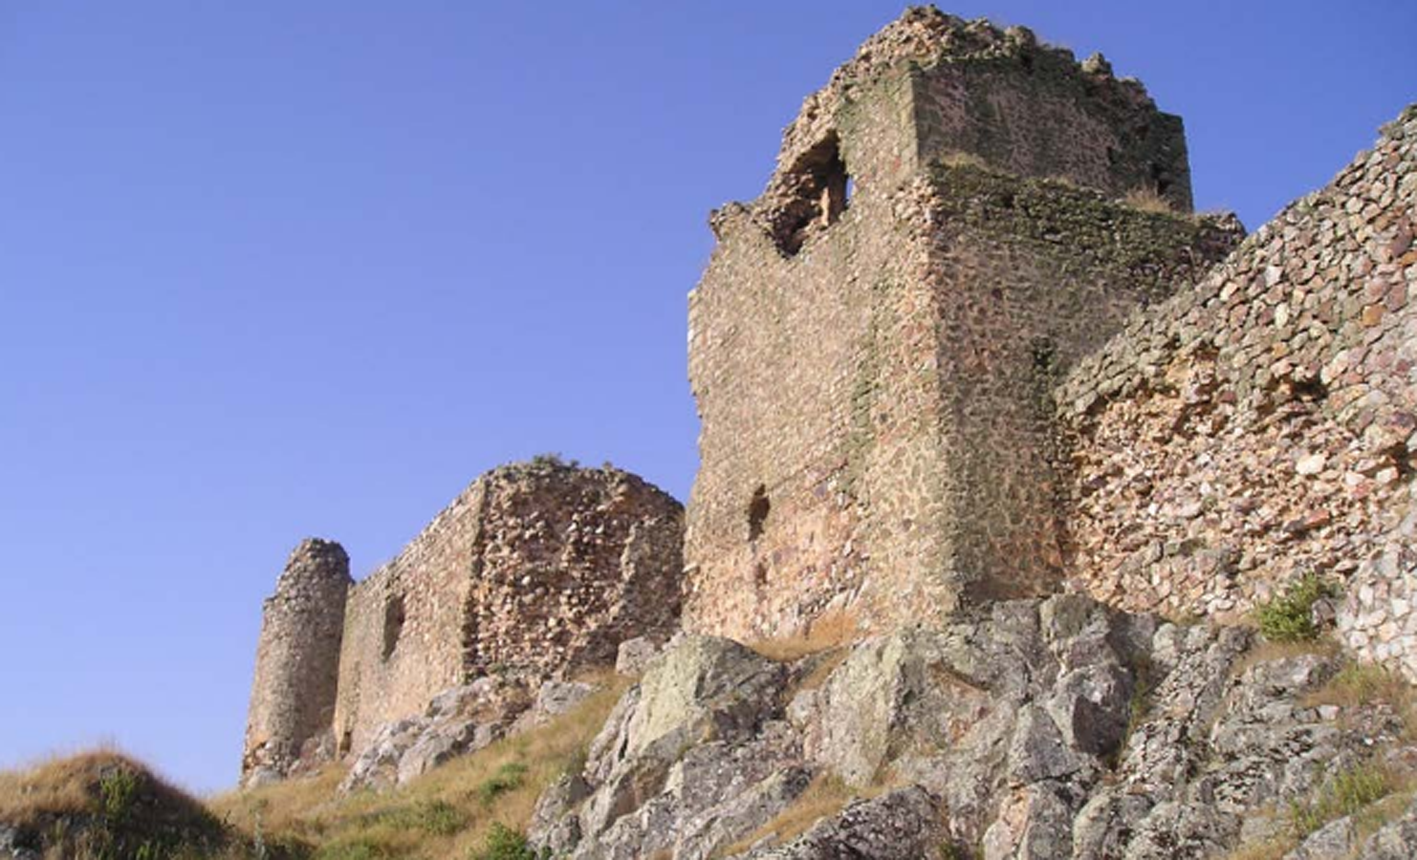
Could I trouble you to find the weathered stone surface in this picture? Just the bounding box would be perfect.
[532,594,1415,860]
[557,637,796,859]
[1282,816,1355,860]
[1059,105,1417,686]
[736,787,946,860]
[338,676,535,792]
[241,538,351,786]
[0,825,38,860]
[614,636,660,676]
[334,460,685,759]
[1355,796,1417,859]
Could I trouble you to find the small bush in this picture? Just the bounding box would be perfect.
[468,823,543,860]
[98,765,141,827]
[474,763,528,807]
[1254,574,1337,642]
[373,799,466,837]
[314,839,389,860]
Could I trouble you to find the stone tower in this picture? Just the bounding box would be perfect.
[684,7,1242,640]
[241,538,351,787]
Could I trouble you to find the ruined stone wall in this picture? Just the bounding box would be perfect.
[908,23,1191,210]
[333,461,683,754]
[463,462,683,676]
[686,70,938,641]
[333,482,484,756]
[1056,107,1417,676]
[241,539,351,786]
[918,165,1238,604]
[684,6,1226,640]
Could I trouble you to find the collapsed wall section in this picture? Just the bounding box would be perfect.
[464,462,684,678]
[1056,106,1417,674]
[241,539,351,787]
[333,460,683,755]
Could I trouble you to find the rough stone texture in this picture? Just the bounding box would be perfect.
[685,6,1240,641]
[241,459,684,783]
[335,674,603,793]
[737,787,947,860]
[1057,106,1417,675]
[614,636,661,676]
[531,595,1415,860]
[0,825,38,860]
[1355,796,1417,858]
[241,538,351,787]
[331,459,683,759]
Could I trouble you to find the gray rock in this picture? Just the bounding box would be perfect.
[738,787,945,859]
[1356,795,1417,859]
[527,595,1408,860]
[0,825,38,860]
[1282,815,1355,859]
[526,635,797,858]
[340,676,530,792]
[616,636,660,676]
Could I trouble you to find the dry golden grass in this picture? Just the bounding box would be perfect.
[1221,763,1416,860]
[1304,661,1417,736]
[938,150,988,170]
[1122,185,1175,214]
[1222,835,1295,860]
[718,773,855,856]
[0,749,117,828]
[748,611,860,663]
[1229,637,1339,680]
[0,748,231,859]
[794,648,851,694]
[0,748,202,832]
[212,671,630,859]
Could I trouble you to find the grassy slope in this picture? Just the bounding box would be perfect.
[0,674,628,860]
[210,673,629,859]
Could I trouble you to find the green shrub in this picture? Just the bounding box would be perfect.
[474,763,527,807]
[1255,574,1337,642]
[313,838,388,860]
[468,823,544,860]
[98,766,140,827]
[373,799,465,836]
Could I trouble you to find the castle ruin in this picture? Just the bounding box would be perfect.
[242,460,683,786]
[243,5,1417,788]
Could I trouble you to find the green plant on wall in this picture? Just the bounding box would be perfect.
[1254,573,1338,642]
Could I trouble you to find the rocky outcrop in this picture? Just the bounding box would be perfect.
[339,675,598,793]
[529,595,1417,859]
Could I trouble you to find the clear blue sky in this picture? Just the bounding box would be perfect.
[1,2,1412,794]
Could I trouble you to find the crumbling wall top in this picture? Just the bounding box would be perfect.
[777,6,1151,176]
